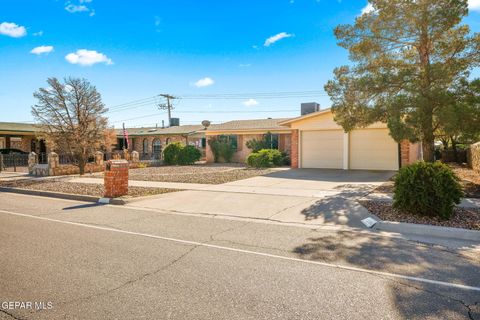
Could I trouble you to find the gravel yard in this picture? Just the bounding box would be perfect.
[0,179,176,198]
[372,164,480,198]
[360,200,480,231]
[93,164,273,184]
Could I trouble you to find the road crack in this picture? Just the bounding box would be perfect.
[0,309,25,320]
[374,274,479,320]
[58,244,199,308]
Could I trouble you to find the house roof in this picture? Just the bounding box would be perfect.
[278,109,332,126]
[117,125,205,136]
[206,118,292,132]
[0,122,38,133]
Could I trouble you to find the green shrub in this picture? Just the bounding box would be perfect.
[247,149,284,168]
[393,161,463,219]
[163,142,183,165]
[178,145,202,165]
[208,138,235,163]
[163,142,201,165]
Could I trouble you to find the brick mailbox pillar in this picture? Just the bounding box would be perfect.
[104,160,129,198]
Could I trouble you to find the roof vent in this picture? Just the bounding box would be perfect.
[170,118,180,127]
[301,102,320,115]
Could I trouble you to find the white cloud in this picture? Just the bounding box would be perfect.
[65,4,89,13]
[243,99,259,107]
[360,2,374,15]
[65,1,94,15]
[470,0,480,11]
[193,77,214,88]
[65,49,113,66]
[239,63,251,68]
[0,22,27,38]
[264,32,293,47]
[30,45,54,55]
[33,31,44,36]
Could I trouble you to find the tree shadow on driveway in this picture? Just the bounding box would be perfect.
[292,231,480,319]
[300,185,377,228]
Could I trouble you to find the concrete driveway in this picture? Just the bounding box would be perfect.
[127,169,395,229]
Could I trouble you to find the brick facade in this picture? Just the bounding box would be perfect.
[400,140,410,167]
[104,160,129,198]
[290,129,299,169]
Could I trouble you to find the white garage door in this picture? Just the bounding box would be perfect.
[301,130,343,169]
[349,129,398,170]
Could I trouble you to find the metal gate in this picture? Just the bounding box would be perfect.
[0,154,29,172]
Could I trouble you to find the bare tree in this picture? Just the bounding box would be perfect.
[32,77,110,175]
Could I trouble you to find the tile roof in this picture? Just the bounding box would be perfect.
[117,125,205,136]
[207,118,292,131]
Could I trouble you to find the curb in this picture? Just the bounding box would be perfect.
[0,187,125,205]
[373,221,480,242]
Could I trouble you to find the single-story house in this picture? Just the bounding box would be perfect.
[0,122,47,154]
[204,118,292,163]
[280,108,421,170]
[202,105,420,170]
[116,125,206,159]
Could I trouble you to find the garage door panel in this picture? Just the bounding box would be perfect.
[301,130,343,169]
[349,129,398,170]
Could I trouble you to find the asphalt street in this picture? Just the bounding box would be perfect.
[0,192,479,319]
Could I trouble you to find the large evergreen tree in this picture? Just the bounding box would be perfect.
[325,0,480,161]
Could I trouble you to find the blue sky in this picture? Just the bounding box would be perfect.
[1,0,479,128]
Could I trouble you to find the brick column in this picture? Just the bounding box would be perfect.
[400,140,410,168]
[104,160,129,198]
[291,129,299,168]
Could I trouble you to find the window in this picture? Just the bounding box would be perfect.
[142,139,148,154]
[152,139,162,154]
[264,133,279,149]
[218,135,238,151]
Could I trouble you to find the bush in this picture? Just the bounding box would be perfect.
[247,149,284,168]
[178,145,202,165]
[163,142,201,165]
[393,161,463,219]
[163,142,183,165]
[208,139,235,163]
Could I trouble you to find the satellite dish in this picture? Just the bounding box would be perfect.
[201,120,211,129]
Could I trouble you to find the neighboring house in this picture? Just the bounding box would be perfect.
[116,125,206,159]
[204,118,292,163]
[0,122,47,154]
[280,108,421,170]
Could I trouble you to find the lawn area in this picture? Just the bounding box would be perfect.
[95,164,273,185]
[0,179,177,198]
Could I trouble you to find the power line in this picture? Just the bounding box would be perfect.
[106,90,328,112]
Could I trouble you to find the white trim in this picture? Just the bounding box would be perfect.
[343,132,349,170]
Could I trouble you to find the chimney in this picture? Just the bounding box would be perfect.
[301,102,320,115]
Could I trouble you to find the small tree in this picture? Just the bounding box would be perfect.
[32,77,109,175]
[325,0,480,162]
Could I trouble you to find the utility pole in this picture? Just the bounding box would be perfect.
[158,94,176,127]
